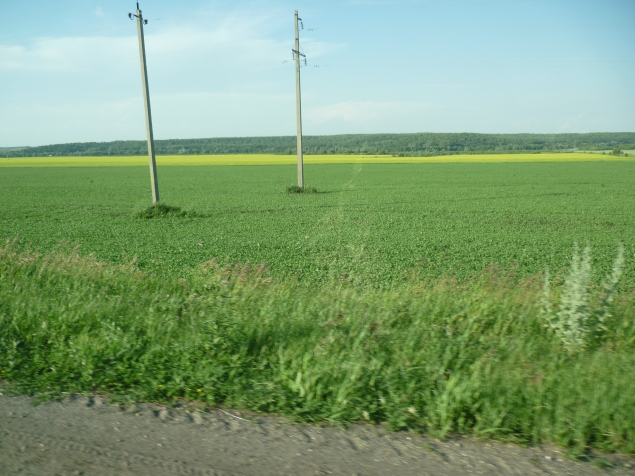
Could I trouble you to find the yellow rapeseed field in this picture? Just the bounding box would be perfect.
[0,153,629,167]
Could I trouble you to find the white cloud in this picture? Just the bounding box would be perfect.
[1,0,633,146]
[306,101,435,124]
[0,90,297,145]
[0,9,327,145]
[0,11,339,75]
[0,97,147,145]
[0,36,136,72]
[151,91,294,138]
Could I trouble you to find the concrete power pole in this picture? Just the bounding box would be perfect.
[130,2,159,204]
[292,10,306,189]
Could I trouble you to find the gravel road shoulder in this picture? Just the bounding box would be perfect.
[1,388,633,476]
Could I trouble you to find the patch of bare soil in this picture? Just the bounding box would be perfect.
[0,390,633,476]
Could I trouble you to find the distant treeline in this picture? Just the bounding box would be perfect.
[4,132,635,157]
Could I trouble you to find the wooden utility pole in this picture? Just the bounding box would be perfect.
[292,10,305,189]
[130,2,159,203]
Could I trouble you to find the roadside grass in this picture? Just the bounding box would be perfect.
[286,184,318,194]
[1,242,634,453]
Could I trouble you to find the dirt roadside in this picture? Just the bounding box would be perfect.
[1,389,634,476]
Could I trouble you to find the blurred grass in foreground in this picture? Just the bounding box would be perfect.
[0,152,627,167]
[1,242,634,452]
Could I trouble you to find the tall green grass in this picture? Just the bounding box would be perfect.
[1,242,634,452]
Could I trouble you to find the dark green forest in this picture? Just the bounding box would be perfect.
[3,132,635,157]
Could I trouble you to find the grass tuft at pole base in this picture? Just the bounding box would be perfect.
[134,202,198,219]
[286,185,317,194]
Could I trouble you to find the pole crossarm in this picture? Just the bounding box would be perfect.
[291,49,306,57]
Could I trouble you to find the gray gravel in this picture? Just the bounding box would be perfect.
[0,390,633,475]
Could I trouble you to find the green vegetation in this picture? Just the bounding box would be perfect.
[0,147,26,154]
[1,161,634,451]
[4,132,635,157]
[1,162,633,285]
[134,202,197,219]
[286,184,317,194]
[540,244,625,353]
[1,242,634,452]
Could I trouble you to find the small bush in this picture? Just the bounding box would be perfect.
[134,203,197,219]
[286,185,317,194]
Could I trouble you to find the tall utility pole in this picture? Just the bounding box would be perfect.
[292,10,305,189]
[130,2,159,203]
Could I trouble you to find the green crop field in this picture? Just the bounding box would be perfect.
[1,158,635,453]
[1,160,633,285]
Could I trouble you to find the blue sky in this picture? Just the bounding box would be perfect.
[1,0,633,147]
